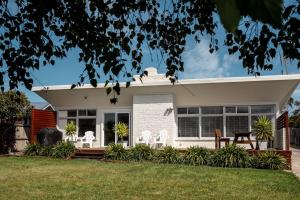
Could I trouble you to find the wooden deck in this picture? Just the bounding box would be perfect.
[72,148,105,160]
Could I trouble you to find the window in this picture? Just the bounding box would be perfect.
[202,106,223,115]
[59,109,97,137]
[178,117,199,137]
[251,115,274,127]
[201,107,223,137]
[188,107,199,114]
[237,106,248,113]
[202,116,223,137]
[225,107,236,113]
[251,105,275,114]
[250,105,275,130]
[78,118,96,137]
[67,110,77,117]
[87,109,96,116]
[226,116,249,137]
[177,107,200,137]
[224,106,249,137]
[177,105,275,139]
[178,108,187,114]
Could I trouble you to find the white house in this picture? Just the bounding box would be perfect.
[32,67,300,148]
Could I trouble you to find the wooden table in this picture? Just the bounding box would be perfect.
[233,132,254,150]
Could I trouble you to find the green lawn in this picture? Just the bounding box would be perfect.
[0,157,300,200]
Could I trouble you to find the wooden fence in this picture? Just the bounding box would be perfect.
[30,109,57,143]
[275,111,290,150]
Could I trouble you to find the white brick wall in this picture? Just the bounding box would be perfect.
[133,94,176,146]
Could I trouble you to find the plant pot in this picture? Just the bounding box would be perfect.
[259,141,268,150]
[118,141,128,148]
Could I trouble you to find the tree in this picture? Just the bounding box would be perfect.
[289,100,300,127]
[0,0,299,103]
[0,91,31,153]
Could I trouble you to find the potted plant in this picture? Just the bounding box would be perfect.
[65,121,77,142]
[253,116,273,150]
[114,122,129,148]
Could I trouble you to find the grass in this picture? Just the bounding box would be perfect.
[0,157,300,200]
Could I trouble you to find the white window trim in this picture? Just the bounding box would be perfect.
[101,110,132,147]
[58,109,97,138]
[177,105,276,140]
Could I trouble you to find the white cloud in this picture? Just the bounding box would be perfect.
[182,40,238,78]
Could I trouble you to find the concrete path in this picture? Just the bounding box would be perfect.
[292,148,300,179]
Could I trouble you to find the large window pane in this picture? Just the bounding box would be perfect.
[178,108,187,114]
[78,109,86,116]
[87,109,96,116]
[237,106,248,113]
[251,115,274,128]
[251,105,275,114]
[226,116,249,137]
[67,110,77,117]
[188,107,199,114]
[104,113,115,146]
[178,117,199,137]
[202,106,223,115]
[201,116,223,137]
[117,113,130,144]
[225,107,236,113]
[78,118,96,137]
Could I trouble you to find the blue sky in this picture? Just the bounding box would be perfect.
[12,1,300,103]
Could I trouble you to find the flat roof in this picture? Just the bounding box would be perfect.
[32,74,300,91]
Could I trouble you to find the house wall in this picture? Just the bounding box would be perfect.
[133,94,176,146]
[43,77,298,149]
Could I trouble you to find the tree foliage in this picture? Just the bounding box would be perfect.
[0,0,299,103]
[289,100,300,127]
[0,91,31,122]
[0,91,31,153]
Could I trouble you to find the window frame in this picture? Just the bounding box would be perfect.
[176,107,201,139]
[200,106,224,140]
[176,105,276,140]
[59,109,97,138]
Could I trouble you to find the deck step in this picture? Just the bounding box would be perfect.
[71,155,104,160]
[72,148,105,160]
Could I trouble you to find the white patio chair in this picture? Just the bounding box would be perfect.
[136,130,152,145]
[81,131,95,148]
[154,129,169,148]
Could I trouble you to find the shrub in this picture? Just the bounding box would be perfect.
[24,143,42,156]
[39,146,53,157]
[128,144,154,161]
[210,144,249,168]
[183,146,211,165]
[105,143,128,160]
[154,146,182,164]
[52,141,75,159]
[250,151,287,170]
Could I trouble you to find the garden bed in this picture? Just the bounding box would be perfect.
[247,150,292,169]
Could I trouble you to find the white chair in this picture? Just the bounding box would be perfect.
[154,129,169,148]
[136,130,152,145]
[81,131,95,148]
